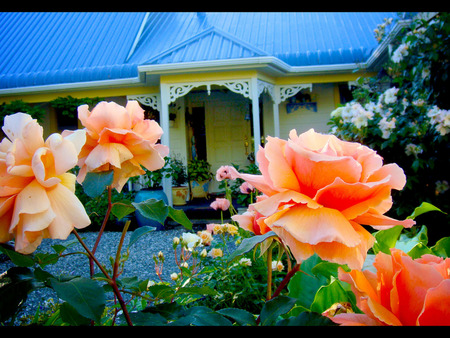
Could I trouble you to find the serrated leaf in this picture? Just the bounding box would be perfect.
[111,200,135,220]
[128,226,156,248]
[275,311,337,326]
[0,244,35,267]
[132,198,168,225]
[260,295,297,326]
[82,170,114,198]
[168,206,192,230]
[228,231,277,262]
[217,308,256,326]
[50,276,105,323]
[407,201,446,219]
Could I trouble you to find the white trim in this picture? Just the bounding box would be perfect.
[0,77,142,96]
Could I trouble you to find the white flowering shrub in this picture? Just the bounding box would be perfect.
[329,13,450,243]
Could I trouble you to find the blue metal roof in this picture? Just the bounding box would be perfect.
[0,12,399,91]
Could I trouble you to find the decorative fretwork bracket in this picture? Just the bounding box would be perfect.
[127,94,160,111]
[276,84,313,104]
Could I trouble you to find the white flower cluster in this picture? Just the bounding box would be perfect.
[405,143,423,157]
[392,42,410,63]
[427,106,450,136]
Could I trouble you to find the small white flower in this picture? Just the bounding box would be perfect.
[272,261,284,272]
[239,258,252,267]
[181,233,202,251]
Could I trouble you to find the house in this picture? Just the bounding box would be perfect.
[0,12,411,205]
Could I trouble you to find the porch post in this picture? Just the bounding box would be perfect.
[251,77,261,164]
[160,83,172,206]
[273,102,280,138]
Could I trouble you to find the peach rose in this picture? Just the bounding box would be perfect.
[210,198,230,211]
[229,129,414,269]
[330,248,450,326]
[0,113,90,254]
[232,195,271,235]
[73,101,169,192]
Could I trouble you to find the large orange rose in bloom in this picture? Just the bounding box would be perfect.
[0,113,90,254]
[330,248,450,325]
[229,129,414,269]
[74,101,169,192]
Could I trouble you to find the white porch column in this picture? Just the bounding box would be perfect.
[251,77,261,164]
[160,83,172,206]
[272,102,280,138]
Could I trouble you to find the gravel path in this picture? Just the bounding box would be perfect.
[1,226,230,325]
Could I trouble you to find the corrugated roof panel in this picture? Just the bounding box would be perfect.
[0,12,401,90]
[0,12,146,89]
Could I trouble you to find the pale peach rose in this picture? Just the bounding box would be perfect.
[210,197,230,211]
[215,165,234,181]
[229,129,414,269]
[73,101,169,192]
[0,113,90,254]
[329,248,450,326]
[197,230,213,246]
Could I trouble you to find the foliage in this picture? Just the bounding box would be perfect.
[187,158,213,182]
[49,96,103,118]
[165,156,188,186]
[0,100,45,128]
[328,13,450,243]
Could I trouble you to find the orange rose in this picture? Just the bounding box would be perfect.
[0,113,90,254]
[232,195,271,235]
[73,101,169,192]
[330,248,450,326]
[229,129,414,269]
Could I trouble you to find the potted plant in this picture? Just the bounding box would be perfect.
[166,156,189,205]
[133,158,169,229]
[187,158,213,199]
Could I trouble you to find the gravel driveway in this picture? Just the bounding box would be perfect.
[1,226,216,324]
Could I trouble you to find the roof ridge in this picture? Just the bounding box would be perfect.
[142,25,268,65]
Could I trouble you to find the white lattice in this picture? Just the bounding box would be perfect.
[169,84,195,103]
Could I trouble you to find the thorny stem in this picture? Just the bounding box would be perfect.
[73,226,134,326]
[90,185,113,277]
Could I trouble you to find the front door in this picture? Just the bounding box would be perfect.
[205,92,251,192]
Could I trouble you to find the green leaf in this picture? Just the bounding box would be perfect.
[217,308,256,326]
[111,200,135,220]
[50,276,105,323]
[0,267,36,322]
[407,202,446,219]
[275,311,337,326]
[175,286,218,297]
[372,225,403,254]
[0,243,35,267]
[128,311,167,326]
[395,225,429,256]
[132,198,168,225]
[431,237,450,257]
[310,279,353,314]
[287,254,328,311]
[168,206,192,230]
[82,170,114,198]
[260,295,297,326]
[185,306,232,326]
[228,231,277,262]
[128,226,156,248]
[59,302,91,326]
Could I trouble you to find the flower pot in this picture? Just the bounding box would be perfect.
[134,187,168,230]
[190,180,210,199]
[172,186,188,206]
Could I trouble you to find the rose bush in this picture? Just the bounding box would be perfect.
[230,128,414,270]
